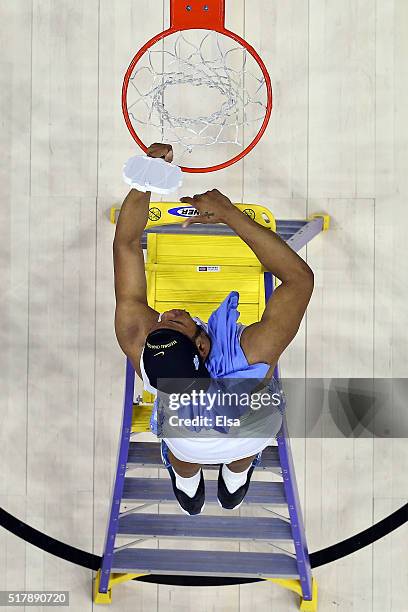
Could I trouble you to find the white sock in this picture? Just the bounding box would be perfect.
[222,463,251,494]
[174,469,201,498]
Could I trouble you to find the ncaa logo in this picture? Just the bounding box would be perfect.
[168,206,199,217]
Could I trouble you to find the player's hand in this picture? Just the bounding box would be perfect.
[146,143,173,163]
[179,189,234,227]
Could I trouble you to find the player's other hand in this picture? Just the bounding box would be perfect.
[146,143,173,163]
[179,189,234,227]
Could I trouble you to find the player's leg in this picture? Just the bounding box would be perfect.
[218,453,258,509]
[165,448,205,515]
[227,454,257,473]
[168,448,201,477]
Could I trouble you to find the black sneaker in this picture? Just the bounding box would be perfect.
[217,464,255,510]
[167,466,205,516]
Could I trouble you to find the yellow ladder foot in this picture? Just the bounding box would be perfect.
[308,213,330,231]
[93,569,148,604]
[268,577,318,611]
[300,577,318,611]
[93,570,112,604]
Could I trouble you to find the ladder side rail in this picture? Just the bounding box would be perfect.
[276,407,313,601]
[286,217,324,252]
[264,271,313,602]
[98,358,136,594]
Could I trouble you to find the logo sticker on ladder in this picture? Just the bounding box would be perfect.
[197,266,220,272]
[167,206,200,217]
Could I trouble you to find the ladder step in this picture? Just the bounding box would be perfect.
[122,478,287,505]
[276,221,307,241]
[117,513,292,542]
[127,442,281,470]
[111,548,299,578]
[279,232,294,241]
[276,220,306,231]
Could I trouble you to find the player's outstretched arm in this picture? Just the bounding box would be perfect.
[113,143,172,359]
[179,189,314,368]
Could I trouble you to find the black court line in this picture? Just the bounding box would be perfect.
[1,503,407,587]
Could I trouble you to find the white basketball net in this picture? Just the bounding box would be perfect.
[125,30,269,167]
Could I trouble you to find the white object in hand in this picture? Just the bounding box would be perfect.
[123,155,183,195]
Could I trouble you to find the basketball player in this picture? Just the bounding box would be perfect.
[113,143,314,514]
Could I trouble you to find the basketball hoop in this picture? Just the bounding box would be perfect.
[122,0,273,173]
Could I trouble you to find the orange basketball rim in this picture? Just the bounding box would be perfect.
[122,0,273,173]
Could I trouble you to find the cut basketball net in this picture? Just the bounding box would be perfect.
[126,32,267,165]
[122,0,272,173]
[123,155,183,195]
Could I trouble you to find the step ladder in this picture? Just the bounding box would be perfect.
[94,203,329,609]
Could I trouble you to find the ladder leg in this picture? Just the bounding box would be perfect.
[93,569,147,605]
[299,577,318,611]
[93,569,112,604]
